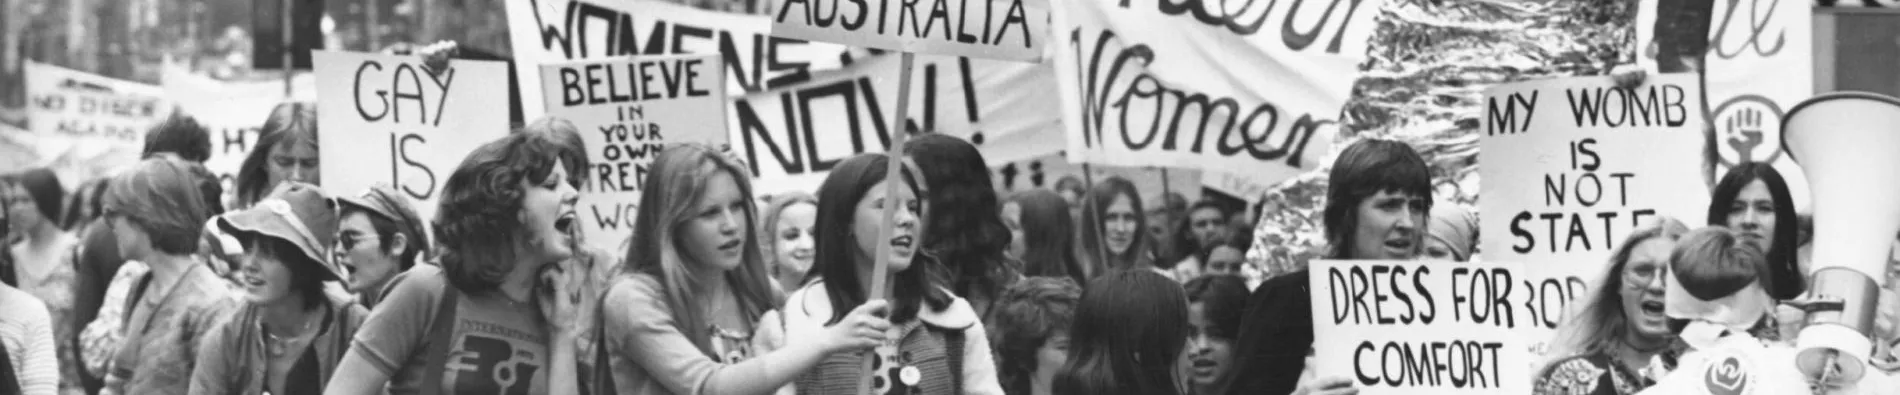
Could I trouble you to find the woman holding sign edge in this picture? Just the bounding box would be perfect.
[757,153,1003,395]
[1226,139,1433,395]
[594,144,894,395]
[324,132,587,395]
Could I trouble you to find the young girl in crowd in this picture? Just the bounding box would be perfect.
[325,132,586,395]
[762,191,818,293]
[1227,139,1432,395]
[332,185,429,309]
[596,144,890,395]
[1184,275,1247,395]
[1536,218,1689,395]
[234,102,319,209]
[192,183,370,395]
[0,183,58,395]
[761,153,1003,395]
[1422,203,1478,262]
[988,277,1082,395]
[1054,270,1187,395]
[1002,190,1086,286]
[1708,162,1804,301]
[1078,177,1159,279]
[7,169,77,365]
[100,157,230,395]
[906,134,1020,318]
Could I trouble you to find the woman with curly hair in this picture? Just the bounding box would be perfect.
[325,132,586,395]
[987,277,1081,395]
[905,134,1021,317]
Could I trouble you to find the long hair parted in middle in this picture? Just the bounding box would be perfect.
[812,153,952,325]
[1706,162,1803,300]
[624,143,779,356]
[1544,217,1690,364]
[1077,177,1151,272]
[1054,269,1188,395]
[434,132,567,293]
[235,102,318,208]
[1008,189,1087,285]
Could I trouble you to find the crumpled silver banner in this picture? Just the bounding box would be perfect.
[1245,0,1636,280]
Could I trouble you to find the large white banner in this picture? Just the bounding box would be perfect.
[163,65,318,209]
[1308,259,1533,395]
[1479,74,1709,355]
[24,61,168,182]
[770,0,1050,61]
[539,54,731,254]
[314,51,512,222]
[1637,0,1813,212]
[1052,0,1382,189]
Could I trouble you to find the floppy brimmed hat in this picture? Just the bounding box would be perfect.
[217,182,344,281]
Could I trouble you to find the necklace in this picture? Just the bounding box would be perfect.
[264,312,320,357]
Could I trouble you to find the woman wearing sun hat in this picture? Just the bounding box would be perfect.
[189,183,371,395]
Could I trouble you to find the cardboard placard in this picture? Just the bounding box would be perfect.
[539,54,730,253]
[769,0,1050,62]
[1308,259,1533,394]
[314,51,512,223]
[1052,0,1381,193]
[24,61,168,182]
[1478,74,1708,355]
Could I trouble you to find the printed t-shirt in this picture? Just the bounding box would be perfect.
[350,265,551,395]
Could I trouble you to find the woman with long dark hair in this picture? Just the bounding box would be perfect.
[1707,162,1803,301]
[1535,218,1689,395]
[1183,275,1247,395]
[325,132,585,395]
[1053,270,1188,395]
[905,134,1020,317]
[1077,177,1158,278]
[763,153,1002,394]
[1002,190,1086,286]
[234,102,319,209]
[597,144,888,395]
[0,178,58,395]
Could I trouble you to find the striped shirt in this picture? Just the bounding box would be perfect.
[0,285,60,395]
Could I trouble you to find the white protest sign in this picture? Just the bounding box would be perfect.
[1308,260,1533,395]
[314,51,511,222]
[1636,0,1812,212]
[540,54,729,254]
[163,64,318,209]
[731,52,1062,195]
[770,0,1049,61]
[1479,74,1708,354]
[505,0,854,120]
[24,61,168,182]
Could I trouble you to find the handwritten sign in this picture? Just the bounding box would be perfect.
[770,0,1049,61]
[24,61,168,182]
[540,54,730,253]
[314,51,511,222]
[1052,0,1380,192]
[1637,0,1813,212]
[163,64,318,209]
[1479,74,1708,354]
[1308,260,1533,395]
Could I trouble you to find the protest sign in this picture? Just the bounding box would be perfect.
[1308,260,1533,395]
[770,0,1049,61]
[1479,74,1708,354]
[990,151,1202,204]
[1052,0,1381,191]
[163,64,318,209]
[24,61,168,182]
[539,54,730,254]
[504,0,854,120]
[731,52,1062,195]
[1637,0,1813,212]
[314,51,511,222]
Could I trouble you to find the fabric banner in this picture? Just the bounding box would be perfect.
[504,0,854,120]
[769,0,1050,61]
[539,54,731,254]
[1636,0,1813,212]
[24,61,169,183]
[314,51,512,222]
[1479,74,1709,354]
[1052,0,1382,189]
[1308,259,1533,395]
[163,64,318,209]
[731,52,1061,195]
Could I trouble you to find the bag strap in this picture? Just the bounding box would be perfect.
[420,284,460,395]
[590,290,616,395]
[944,328,965,395]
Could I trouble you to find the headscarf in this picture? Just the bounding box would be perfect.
[1427,203,1478,261]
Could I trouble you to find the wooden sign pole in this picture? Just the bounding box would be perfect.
[858,51,917,395]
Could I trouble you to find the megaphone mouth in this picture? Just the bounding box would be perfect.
[1781,92,1900,165]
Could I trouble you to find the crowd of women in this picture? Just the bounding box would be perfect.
[0,92,1894,395]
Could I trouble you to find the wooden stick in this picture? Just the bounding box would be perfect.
[858,51,916,395]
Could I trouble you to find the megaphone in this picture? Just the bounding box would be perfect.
[1782,92,1900,383]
